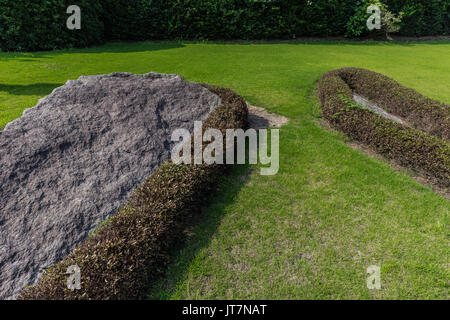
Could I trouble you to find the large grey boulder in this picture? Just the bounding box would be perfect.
[0,72,221,299]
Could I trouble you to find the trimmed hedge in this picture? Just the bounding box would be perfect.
[0,0,104,52]
[19,85,248,300]
[318,67,450,188]
[1,0,449,52]
[345,0,450,38]
[333,68,450,140]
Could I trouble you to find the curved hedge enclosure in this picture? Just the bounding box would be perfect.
[1,0,449,51]
[19,85,248,300]
[318,67,450,188]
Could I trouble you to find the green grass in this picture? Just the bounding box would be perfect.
[1,41,449,299]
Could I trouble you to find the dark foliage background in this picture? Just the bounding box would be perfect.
[0,1,449,51]
[19,85,248,300]
[318,67,450,188]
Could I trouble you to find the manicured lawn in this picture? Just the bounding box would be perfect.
[1,41,449,299]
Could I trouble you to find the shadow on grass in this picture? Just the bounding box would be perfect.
[0,41,185,60]
[0,83,63,96]
[147,164,251,300]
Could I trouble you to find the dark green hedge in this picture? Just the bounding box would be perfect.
[1,0,449,51]
[0,0,104,52]
[384,0,450,37]
[318,67,450,188]
[19,85,248,300]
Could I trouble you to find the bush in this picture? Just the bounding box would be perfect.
[345,0,404,39]
[346,0,450,38]
[0,0,104,52]
[1,0,448,52]
[334,68,450,140]
[318,67,450,187]
[384,0,450,37]
[19,85,248,300]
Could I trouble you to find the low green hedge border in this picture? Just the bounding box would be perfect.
[318,67,450,188]
[19,84,248,300]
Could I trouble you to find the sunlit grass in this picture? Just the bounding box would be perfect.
[1,40,449,299]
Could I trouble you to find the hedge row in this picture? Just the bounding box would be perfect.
[318,67,450,188]
[19,85,248,300]
[1,0,449,51]
[384,0,450,37]
[0,0,104,52]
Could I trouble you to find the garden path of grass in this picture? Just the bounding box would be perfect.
[1,41,449,299]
